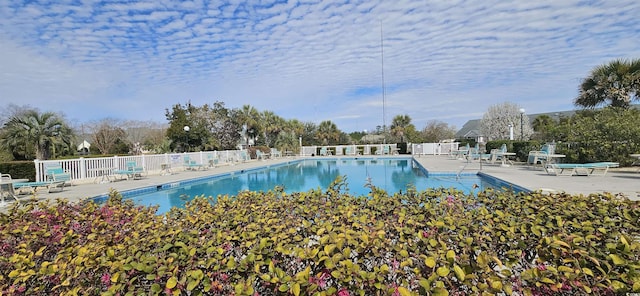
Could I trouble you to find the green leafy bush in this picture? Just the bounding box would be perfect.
[551,107,640,165]
[0,161,37,181]
[1,184,639,295]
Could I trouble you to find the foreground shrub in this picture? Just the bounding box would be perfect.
[1,184,639,295]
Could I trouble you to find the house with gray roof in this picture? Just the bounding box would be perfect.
[454,110,575,142]
[455,105,639,142]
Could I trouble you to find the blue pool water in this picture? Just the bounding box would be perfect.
[112,157,525,214]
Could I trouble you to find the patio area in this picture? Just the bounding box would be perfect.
[2,155,639,212]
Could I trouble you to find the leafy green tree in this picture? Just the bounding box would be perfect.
[165,102,214,152]
[530,114,556,141]
[0,109,73,160]
[165,103,192,152]
[575,58,640,109]
[403,125,422,143]
[349,131,366,143]
[551,107,640,165]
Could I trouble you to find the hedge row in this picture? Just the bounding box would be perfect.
[0,161,36,181]
[1,181,639,295]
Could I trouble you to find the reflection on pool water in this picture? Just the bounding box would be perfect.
[110,157,525,214]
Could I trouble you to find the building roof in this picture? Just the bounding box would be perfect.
[454,105,639,139]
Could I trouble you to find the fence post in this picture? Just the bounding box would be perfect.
[140,154,146,169]
[79,157,87,180]
[34,159,41,182]
[114,155,119,169]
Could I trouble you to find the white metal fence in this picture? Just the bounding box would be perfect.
[300,144,400,156]
[410,142,459,156]
[32,143,458,183]
[300,143,460,157]
[33,150,252,183]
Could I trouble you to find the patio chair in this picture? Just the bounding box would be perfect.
[320,147,332,156]
[270,148,282,158]
[207,154,219,168]
[44,164,72,186]
[256,150,270,160]
[528,144,553,168]
[239,150,251,162]
[467,143,487,162]
[182,156,205,171]
[488,144,508,164]
[449,143,470,159]
[113,161,146,179]
[345,146,357,156]
[375,145,391,155]
[544,162,619,176]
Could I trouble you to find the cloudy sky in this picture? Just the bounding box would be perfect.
[1,0,638,132]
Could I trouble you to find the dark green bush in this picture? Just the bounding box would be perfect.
[0,161,36,181]
[485,140,542,162]
[1,184,639,295]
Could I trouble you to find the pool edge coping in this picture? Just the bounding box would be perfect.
[90,156,530,204]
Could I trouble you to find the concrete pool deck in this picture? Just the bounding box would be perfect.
[3,155,639,211]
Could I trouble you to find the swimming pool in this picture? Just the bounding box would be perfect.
[105,157,526,214]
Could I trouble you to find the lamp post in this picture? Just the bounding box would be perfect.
[183,125,190,152]
[519,108,525,140]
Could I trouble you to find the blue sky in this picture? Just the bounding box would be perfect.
[1,0,639,132]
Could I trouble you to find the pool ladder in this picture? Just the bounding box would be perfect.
[456,155,482,180]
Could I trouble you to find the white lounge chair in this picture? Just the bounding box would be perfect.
[319,147,332,156]
[44,164,72,186]
[114,160,147,179]
[544,162,619,176]
[256,150,270,160]
[449,144,470,159]
[181,156,205,171]
[270,148,282,158]
[528,144,554,168]
[345,146,357,156]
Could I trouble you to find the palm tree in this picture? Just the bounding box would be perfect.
[316,120,340,145]
[575,58,640,109]
[237,105,261,147]
[0,109,73,160]
[274,131,298,154]
[284,119,304,139]
[390,114,412,142]
[260,111,285,147]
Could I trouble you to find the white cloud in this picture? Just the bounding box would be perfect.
[0,0,639,132]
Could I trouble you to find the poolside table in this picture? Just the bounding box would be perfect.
[90,167,115,183]
[493,152,516,167]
